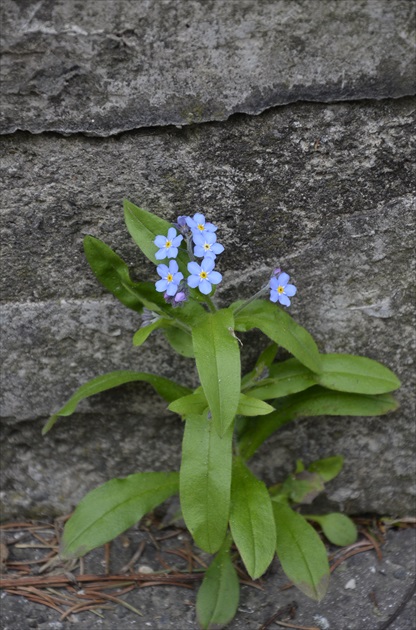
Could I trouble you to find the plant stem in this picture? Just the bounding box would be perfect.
[204,295,217,312]
[233,285,269,316]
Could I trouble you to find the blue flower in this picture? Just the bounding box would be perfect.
[154,227,183,260]
[187,258,222,295]
[193,231,224,259]
[185,213,217,235]
[270,272,297,307]
[155,260,184,296]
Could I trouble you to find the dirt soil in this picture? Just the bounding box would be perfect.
[0,513,415,630]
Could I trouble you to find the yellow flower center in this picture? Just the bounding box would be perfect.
[165,240,172,248]
[199,271,208,279]
[277,285,284,294]
[197,224,205,231]
[167,273,173,282]
[203,243,211,250]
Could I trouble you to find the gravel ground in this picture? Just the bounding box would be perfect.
[1,515,415,630]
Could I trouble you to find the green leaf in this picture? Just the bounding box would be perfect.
[234,300,322,374]
[133,319,164,346]
[238,387,399,460]
[305,513,357,547]
[61,472,179,558]
[196,536,240,630]
[43,371,191,434]
[308,456,344,482]
[168,391,208,417]
[249,358,316,400]
[229,458,276,579]
[280,471,325,505]
[164,326,195,358]
[273,501,329,601]
[192,309,241,437]
[83,236,163,312]
[123,200,188,272]
[237,393,275,417]
[180,413,233,553]
[316,354,401,394]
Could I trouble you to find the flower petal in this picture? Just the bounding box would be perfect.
[277,272,290,287]
[201,257,215,272]
[167,227,177,240]
[199,279,212,294]
[166,283,178,296]
[187,275,200,288]
[270,277,279,290]
[186,216,197,229]
[193,246,205,258]
[204,222,217,232]
[193,213,205,225]
[208,271,222,285]
[166,247,178,258]
[192,232,205,246]
[279,294,291,307]
[168,260,179,273]
[156,264,169,277]
[173,272,184,283]
[211,243,224,254]
[155,249,167,260]
[172,235,183,247]
[284,284,297,297]
[269,290,279,303]
[155,279,168,292]
[154,235,167,247]
[188,261,201,275]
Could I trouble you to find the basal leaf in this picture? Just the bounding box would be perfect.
[180,413,233,553]
[238,387,398,460]
[168,391,208,417]
[164,326,195,358]
[192,309,241,437]
[123,199,188,273]
[237,394,275,417]
[304,513,357,547]
[317,354,401,394]
[308,455,344,482]
[133,319,165,346]
[83,235,163,312]
[249,358,316,400]
[234,300,322,374]
[61,472,179,558]
[229,458,276,579]
[196,536,240,630]
[273,501,329,601]
[43,371,191,434]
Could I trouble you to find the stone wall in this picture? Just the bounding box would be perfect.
[1,0,415,518]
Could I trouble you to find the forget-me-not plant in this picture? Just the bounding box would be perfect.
[45,200,401,630]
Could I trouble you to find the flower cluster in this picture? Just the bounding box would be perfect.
[153,213,223,301]
[153,211,297,308]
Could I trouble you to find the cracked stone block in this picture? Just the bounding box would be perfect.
[1,0,415,135]
[1,99,415,517]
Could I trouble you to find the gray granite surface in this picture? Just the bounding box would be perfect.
[1,0,415,525]
[1,98,415,518]
[1,0,415,135]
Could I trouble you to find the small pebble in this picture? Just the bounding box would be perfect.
[313,614,330,629]
[345,578,356,589]
[138,565,154,574]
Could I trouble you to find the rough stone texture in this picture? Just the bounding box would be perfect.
[1,524,415,629]
[1,98,415,517]
[1,0,415,135]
